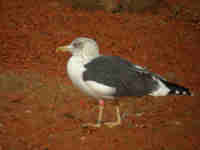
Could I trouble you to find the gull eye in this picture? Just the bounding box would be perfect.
[73,41,81,48]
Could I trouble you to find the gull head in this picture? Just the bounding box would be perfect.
[56,37,100,60]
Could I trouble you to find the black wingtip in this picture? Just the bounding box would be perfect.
[161,80,193,96]
[168,87,192,96]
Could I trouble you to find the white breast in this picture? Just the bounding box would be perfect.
[67,57,82,84]
[67,56,115,100]
[67,56,100,99]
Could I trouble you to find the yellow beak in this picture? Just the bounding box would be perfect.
[56,45,69,52]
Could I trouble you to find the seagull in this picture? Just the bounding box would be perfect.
[56,37,192,128]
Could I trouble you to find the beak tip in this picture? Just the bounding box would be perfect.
[56,47,61,52]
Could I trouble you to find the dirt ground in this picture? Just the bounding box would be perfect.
[0,0,200,149]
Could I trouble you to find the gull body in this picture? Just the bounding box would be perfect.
[56,37,192,128]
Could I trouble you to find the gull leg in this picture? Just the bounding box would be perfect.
[104,105,121,128]
[82,100,104,128]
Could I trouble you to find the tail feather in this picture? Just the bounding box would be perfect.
[161,80,192,96]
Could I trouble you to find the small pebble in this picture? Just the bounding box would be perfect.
[135,112,144,117]
[80,136,86,141]
[0,123,4,128]
[25,110,32,113]
[174,121,182,126]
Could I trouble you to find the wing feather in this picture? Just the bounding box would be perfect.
[83,56,159,97]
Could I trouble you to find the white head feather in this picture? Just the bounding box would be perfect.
[65,37,100,61]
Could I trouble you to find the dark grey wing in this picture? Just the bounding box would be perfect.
[83,56,159,97]
[130,61,166,81]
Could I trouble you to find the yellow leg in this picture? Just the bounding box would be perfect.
[104,105,121,128]
[82,100,104,128]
